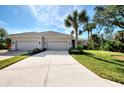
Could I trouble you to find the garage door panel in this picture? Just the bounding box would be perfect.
[47,41,68,50]
[17,41,38,50]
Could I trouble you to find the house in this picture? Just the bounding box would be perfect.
[72,39,87,48]
[9,31,72,50]
[78,39,88,46]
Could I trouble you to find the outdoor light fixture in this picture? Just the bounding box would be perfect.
[12,42,14,44]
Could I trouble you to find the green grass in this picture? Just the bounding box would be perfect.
[72,50,124,84]
[0,49,46,70]
[0,54,29,70]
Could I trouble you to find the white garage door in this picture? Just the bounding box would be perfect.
[47,41,68,50]
[17,41,38,50]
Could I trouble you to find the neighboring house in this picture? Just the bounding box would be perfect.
[72,39,88,48]
[80,39,88,46]
[9,31,72,50]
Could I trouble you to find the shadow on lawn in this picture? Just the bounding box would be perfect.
[113,59,124,63]
[83,51,124,67]
[72,51,93,55]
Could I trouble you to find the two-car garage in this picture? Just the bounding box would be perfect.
[47,41,68,50]
[16,41,39,50]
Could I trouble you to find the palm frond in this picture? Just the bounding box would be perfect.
[67,15,74,22]
[72,10,78,21]
[71,30,74,35]
[79,9,89,23]
[79,30,83,35]
[94,5,105,11]
[64,19,71,27]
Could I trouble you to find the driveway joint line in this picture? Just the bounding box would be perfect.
[43,51,56,87]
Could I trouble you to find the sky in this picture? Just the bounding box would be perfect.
[0,5,99,39]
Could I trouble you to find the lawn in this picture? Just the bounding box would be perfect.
[0,48,46,70]
[72,50,124,84]
[0,54,29,70]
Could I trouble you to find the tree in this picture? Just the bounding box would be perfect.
[88,34,101,49]
[0,27,7,40]
[114,30,124,43]
[99,40,124,52]
[83,22,96,40]
[64,10,88,48]
[70,30,74,39]
[0,27,10,49]
[94,5,124,33]
[5,38,11,49]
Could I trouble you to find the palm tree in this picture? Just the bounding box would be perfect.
[89,23,96,38]
[83,22,96,40]
[64,10,88,48]
[83,23,90,40]
[71,30,74,39]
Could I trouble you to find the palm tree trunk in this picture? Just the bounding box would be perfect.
[91,30,92,37]
[90,30,93,49]
[88,31,89,41]
[75,28,78,49]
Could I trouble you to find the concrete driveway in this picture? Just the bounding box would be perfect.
[0,51,123,87]
[0,51,26,61]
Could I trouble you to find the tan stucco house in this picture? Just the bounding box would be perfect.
[9,31,72,50]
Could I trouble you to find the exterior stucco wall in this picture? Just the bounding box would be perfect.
[11,37,43,50]
[11,41,17,50]
[10,35,72,50]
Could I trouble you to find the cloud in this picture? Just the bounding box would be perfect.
[7,28,35,35]
[0,21,7,26]
[28,5,38,17]
[28,5,82,34]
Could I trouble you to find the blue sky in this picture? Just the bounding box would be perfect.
[0,5,114,39]
[0,5,96,39]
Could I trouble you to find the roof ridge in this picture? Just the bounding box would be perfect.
[9,31,71,36]
[41,31,70,36]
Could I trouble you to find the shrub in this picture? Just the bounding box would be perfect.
[28,48,46,55]
[76,45,83,50]
[0,38,11,49]
[87,40,102,50]
[83,45,87,49]
[68,47,73,53]
[0,42,8,49]
[32,48,43,54]
[99,40,124,52]
[87,34,103,50]
[42,48,47,51]
[68,48,84,54]
[87,40,93,49]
